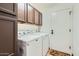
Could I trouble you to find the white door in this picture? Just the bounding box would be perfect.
[26,38,42,56]
[50,9,73,54]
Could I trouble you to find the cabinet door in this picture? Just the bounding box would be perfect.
[28,4,35,24]
[39,12,42,25]
[0,3,17,16]
[35,10,40,25]
[0,16,17,56]
[35,10,42,25]
[18,3,25,22]
[27,38,42,56]
[25,3,28,22]
[42,35,49,56]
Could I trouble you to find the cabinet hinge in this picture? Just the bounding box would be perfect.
[69,11,72,15]
[69,46,71,50]
[69,29,71,32]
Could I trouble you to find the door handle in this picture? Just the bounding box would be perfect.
[51,29,53,34]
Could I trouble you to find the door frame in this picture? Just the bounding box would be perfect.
[50,8,73,55]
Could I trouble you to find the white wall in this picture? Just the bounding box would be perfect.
[18,23,39,32]
[40,10,51,33]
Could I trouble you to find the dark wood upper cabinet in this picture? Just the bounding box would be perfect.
[34,9,42,25]
[17,3,42,25]
[34,10,39,25]
[27,4,42,25]
[27,4,35,24]
[39,12,42,25]
[17,3,25,22]
[0,3,17,16]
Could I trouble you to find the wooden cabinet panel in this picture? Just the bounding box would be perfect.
[17,3,42,25]
[28,4,34,24]
[0,16,17,56]
[0,3,17,16]
[39,12,42,25]
[17,3,25,22]
[35,10,39,25]
[25,4,28,22]
[35,9,42,25]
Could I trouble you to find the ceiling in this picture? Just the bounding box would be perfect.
[31,3,57,12]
